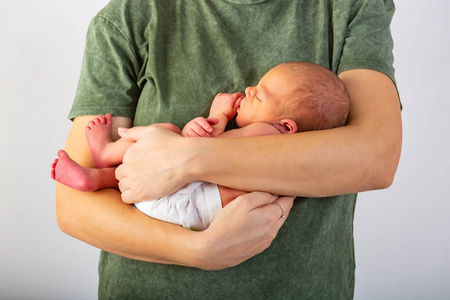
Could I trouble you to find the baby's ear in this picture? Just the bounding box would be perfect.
[280,119,298,133]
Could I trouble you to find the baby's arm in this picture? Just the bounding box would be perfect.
[182,93,243,137]
[216,122,281,138]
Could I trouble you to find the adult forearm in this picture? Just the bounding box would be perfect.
[56,182,295,270]
[116,70,401,200]
[56,115,200,266]
[55,183,200,265]
[193,126,394,197]
[57,115,293,270]
[192,69,402,197]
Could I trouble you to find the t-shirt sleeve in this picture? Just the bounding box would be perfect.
[337,0,396,84]
[68,15,141,120]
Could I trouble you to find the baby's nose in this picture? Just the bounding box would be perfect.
[245,86,256,97]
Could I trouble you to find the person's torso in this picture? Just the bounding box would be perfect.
[97,1,357,299]
[118,0,352,129]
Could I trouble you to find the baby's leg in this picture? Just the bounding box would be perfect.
[218,186,247,207]
[85,114,133,168]
[51,150,118,191]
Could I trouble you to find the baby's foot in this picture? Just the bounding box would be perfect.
[51,150,97,191]
[85,114,114,168]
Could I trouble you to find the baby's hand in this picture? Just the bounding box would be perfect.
[210,92,244,120]
[182,117,219,137]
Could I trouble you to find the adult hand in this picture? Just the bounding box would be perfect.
[115,125,195,203]
[194,192,295,270]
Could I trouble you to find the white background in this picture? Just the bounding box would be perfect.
[1,1,449,299]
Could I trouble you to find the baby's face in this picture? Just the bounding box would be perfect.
[236,66,294,127]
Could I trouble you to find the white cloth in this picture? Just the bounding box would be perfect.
[134,181,222,230]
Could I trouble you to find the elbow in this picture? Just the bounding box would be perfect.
[55,196,70,235]
[366,142,401,191]
[55,185,75,235]
[56,216,71,235]
[372,166,396,190]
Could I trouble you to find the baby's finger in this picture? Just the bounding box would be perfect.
[183,128,198,137]
[192,123,211,137]
[206,118,219,126]
[196,118,214,133]
[234,93,245,110]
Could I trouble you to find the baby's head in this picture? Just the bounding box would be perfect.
[236,62,350,133]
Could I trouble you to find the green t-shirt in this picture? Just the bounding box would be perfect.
[70,0,396,299]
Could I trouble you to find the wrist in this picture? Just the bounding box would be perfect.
[187,229,229,271]
[209,111,229,123]
[169,225,216,270]
[186,231,212,270]
[184,136,220,184]
[181,137,209,182]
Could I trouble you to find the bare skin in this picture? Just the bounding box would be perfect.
[55,69,401,270]
[85,114,123,168]
[53,69,315,205]
[85,114,182,168]
[53,62,348,207]
[54,113,294,270]
[51,110,281,205]
[116,69,402,202]
[52,115,182,192]
[51,150,118,191]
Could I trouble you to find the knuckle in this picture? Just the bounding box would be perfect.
[121,195,132,204]
[239,196,252,207]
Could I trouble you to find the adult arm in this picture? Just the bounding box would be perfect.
[200,69,402,196]
[55,115,294,270]
[116,69,402,201]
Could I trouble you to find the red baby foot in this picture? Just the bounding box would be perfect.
[85,113,114,168]
[51,150,97,191]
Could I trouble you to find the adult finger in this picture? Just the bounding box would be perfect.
[120,188,139,204]
[243,192,294,217]
[273,196,295,221]
[117,126,154,142]
[115,163,126,181]
[247,194,294,234]
[116,174,141,204]
[116,174,129,193]
[242,191,279,209]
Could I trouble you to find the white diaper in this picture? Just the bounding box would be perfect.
[134,181,222,230]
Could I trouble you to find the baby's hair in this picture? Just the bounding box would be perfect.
[279,62,350,132]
